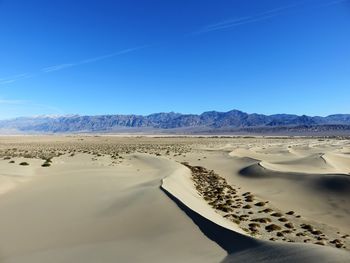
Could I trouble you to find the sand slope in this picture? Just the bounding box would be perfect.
[0,154,225,263]
[187,144,350,234]
[0,136,350,262]
[162,156,350,262]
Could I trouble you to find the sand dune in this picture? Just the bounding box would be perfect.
[259,152,350,174]
[238,162,350,231]
[202,140,350,235]
[0,136,349,262]
[162,155,350,262]
[174,139,350,239]
[0,153,225,263]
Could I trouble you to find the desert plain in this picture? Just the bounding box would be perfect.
[0,135,349,262]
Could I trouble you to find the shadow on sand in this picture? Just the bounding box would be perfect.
[161,186,259,254]
[161,185,350,263]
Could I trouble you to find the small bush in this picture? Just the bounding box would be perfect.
[276,232,284,237]
[265,224,282,232]
[251,217,271,223]
[249,223,260,228]
[19,162,29,166]
[255,202,266,207]
[284,223,294,229]
[233,219,241,224]
[245,195,254,202]
[314,241,325,246]
[301,224,314,231]
[312,230,323,235]
[271,212,283,217]
[260,208,273,213]
[41,162,51,167]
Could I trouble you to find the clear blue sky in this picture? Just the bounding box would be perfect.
[0,0,349,119]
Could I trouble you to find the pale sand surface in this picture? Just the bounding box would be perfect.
[0,153,224,262]
[0,136,349,262]
[187,146,350,233]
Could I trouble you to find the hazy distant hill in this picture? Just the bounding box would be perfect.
[1,110,350,135]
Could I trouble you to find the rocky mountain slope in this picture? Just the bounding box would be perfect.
[1,110,350,134]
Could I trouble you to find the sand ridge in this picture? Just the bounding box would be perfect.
[161,160,350,263]
[0,136,349,262]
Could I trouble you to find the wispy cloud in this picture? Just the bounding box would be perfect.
[0,73,33,85]
[0,45,148,85]
[193,0,347,35]
[42,63,75,73]
[193,3,298,35]
[41,45,148,73]
[79,46,147,64]
[0,0,347,87]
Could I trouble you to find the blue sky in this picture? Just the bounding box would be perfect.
[0,0,349,119]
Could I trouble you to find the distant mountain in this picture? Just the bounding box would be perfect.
[1,110,350,135]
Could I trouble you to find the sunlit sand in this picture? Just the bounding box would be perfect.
[0,136,349,262]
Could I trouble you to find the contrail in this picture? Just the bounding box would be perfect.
[192,3,298,35]
[0,73,32,85]
[0,0,347,86]
[0,45,149,85]
[41,45,148,73]
[192,0,347,35]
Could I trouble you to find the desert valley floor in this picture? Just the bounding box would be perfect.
[0,135,349,263]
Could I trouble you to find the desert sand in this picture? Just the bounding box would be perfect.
[0,135,349,262]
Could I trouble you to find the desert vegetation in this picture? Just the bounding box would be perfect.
[182,162,349,250]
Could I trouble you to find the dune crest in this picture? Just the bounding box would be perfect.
[161,161,350,262]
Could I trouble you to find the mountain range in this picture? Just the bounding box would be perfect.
[1,110,350,135]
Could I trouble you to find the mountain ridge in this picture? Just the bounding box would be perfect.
[1,109,350,134]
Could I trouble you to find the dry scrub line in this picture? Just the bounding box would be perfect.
[181,162,349,250]
[0,143,190,168]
